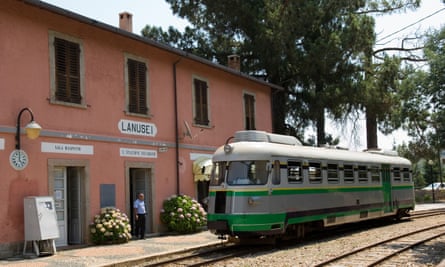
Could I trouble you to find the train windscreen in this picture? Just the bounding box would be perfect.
[210,162,226,186]
[226,160,268,185]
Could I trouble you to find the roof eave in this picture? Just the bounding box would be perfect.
[24,0,283,91]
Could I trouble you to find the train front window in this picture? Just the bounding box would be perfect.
[210,162,226,186]
[227,161,268,185]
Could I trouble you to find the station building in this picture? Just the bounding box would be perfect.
[0,0,280,257]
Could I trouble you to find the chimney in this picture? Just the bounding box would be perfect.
[227,55,240,71]
[119,12,133,32]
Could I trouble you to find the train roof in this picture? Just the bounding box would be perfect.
[213,131,411,166]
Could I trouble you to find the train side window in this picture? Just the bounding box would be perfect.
[402,167,411,182]
[358,165,368,183]
[327,163,339,183]
[272,160,281,185]
[370,166,380,183]
[309,162,322,183]
[288,161,302,183]
[343,164,354,183]
[393,167,401,182]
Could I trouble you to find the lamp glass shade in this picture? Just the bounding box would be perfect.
[25,121,42,139]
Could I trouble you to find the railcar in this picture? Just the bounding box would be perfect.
[207,130,414,241]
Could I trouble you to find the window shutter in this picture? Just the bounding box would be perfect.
[244,94,255,130]
[128,59,147,114]
[194,79,209,125]
[54,38,81,104]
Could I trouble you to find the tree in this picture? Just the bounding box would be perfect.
[143,0,421,146]
[395,26,445,190]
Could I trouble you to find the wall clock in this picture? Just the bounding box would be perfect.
[9,149,29,171]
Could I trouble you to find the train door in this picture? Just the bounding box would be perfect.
[270,159,285,212]
[381,164,393,213]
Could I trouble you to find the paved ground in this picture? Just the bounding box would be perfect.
[1,202,445,267]
[0,231,225,267]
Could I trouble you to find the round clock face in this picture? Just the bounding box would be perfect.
[9,149,29,171]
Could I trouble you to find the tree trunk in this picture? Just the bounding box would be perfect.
[366,108,378,149]
[317,109,326,146]
[271,89,287,134]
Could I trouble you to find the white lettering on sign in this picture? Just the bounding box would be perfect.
[118,119,157,137]
[120,148,157,158]
[41,142,94,155]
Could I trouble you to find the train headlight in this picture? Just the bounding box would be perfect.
[224,144,233,154]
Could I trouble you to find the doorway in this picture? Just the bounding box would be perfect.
[129,167,153,236]
[52,166,85,246]
[197,180,209,211]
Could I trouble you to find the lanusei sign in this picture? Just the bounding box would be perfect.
[118,119,157,137]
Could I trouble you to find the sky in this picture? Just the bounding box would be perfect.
[42,0,445,150]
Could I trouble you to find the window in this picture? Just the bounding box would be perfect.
[288,161,302,183]
[327,163,339,183]
[402,167,411,182]
[358,165,368,183]
[243,93,256,130]
[272,160,281,185]
[309,162,322,183]
[393,167,401,182]
[193,78,209,126]
[126,57,148,115]
[343,164,354,183]
[226,161,268,185]
[49,33,84,106]
[370,166,381,183]
[210,162,226,186]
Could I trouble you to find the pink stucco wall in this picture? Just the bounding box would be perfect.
[0,0,274,252]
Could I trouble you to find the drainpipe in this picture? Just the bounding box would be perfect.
[173,58,182,195]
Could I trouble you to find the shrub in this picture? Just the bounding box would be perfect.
[160,195,207,234]
[89,207,132,245]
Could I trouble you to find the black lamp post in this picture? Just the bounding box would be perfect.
[15,107,42,149]
[428,160,435,203]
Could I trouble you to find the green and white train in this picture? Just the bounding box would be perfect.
[207,131,414,240]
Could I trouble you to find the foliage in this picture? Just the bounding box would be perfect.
[89,207,132,245]
[395,26,445,166]
[160,195,207,234]
[144,0,421,147]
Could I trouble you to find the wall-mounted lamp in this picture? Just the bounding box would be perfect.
[15,107,42,150]
[9,108,42,171]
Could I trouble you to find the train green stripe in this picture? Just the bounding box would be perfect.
[209,185,413,196]
[207,207,390,232]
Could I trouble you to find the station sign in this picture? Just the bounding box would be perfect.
[41,142,94,155]
[0,138,4,150]
[118,119,157,137]
[120,148,157,158]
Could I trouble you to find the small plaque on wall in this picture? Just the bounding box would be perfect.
[100,184,116,208]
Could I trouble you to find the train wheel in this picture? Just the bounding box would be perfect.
[296,224,305,240]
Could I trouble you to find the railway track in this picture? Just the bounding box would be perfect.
[411,208,445,219]
[140,243,272,266]
[314,222,445,266]
[136,209,445,266]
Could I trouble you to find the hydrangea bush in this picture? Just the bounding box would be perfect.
[160,195,207,234]
[89,207,132,245]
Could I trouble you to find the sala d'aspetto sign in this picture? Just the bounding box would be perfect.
[118,119,157,137]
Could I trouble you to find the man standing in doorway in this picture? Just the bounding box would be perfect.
[133,193,146,239]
